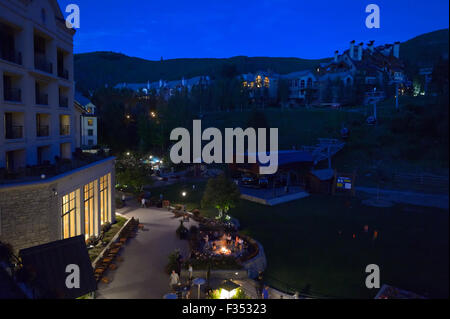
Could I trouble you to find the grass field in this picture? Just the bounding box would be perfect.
[151,181,449,298]
[200,96,448,189]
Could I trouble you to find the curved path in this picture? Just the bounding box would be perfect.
[96,204,195,299]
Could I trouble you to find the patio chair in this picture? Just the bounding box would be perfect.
[109,263,118,270]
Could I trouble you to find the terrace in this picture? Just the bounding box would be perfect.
[0,149,112,185]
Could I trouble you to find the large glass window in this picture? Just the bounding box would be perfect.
[100,174,110,224]
[62,191,80,239]
[84,181,96,238]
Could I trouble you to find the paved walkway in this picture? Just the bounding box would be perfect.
[356,186,449,210]
[96,204,196,299]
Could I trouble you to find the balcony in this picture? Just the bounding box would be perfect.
[0,49,22,65]
[60,125,70,136]
[36,93,49,105]
[34,53,53,74]
[58,68,69,80]
[59,96,69,107]
[4,88,21,102]
[37,125,49,137]
[5,125,23,139]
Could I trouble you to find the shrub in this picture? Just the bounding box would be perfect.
[192,209,200,217]
[86,236,97,246]
[0,241,13,264]
[165,249,180,274]
[101,222,111,233]
[176,220,189,239]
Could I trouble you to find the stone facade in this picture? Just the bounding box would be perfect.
[0,157,116,254]
[0,182,59,253]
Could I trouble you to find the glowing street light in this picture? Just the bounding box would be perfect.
[126,152,131,156]
[150,111,157,118]
[181,191,187,197]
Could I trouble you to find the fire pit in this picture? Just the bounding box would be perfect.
[212,239,232,256]
[201,233,245,258]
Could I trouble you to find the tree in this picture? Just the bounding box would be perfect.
[201,174,241,219]
[277,78,290,108]
[115,154,153,192]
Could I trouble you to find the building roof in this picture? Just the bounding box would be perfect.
[281,70,316,79]
[310,168,334,181]
[244,150,313,167]
[374,284,426,299]
[19,235,96,299]
[74,91,92,107]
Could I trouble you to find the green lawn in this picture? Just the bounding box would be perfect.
[200,98,448,189]
[150,181,449,298]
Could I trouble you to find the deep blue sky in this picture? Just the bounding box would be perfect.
[57,0,449,60]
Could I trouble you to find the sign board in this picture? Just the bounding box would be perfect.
[332,171,356,196]
[337,176,352,189]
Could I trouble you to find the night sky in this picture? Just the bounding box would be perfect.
[57,0,449,60]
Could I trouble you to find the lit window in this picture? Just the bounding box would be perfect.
[256,75,262,88]
[87,119,93,126]
[100,174,110,224]
[84,181,97,238]
[62,191,80,239]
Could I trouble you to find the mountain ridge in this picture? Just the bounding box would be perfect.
[74,28,449,91]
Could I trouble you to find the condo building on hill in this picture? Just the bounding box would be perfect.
[0,0,115,253]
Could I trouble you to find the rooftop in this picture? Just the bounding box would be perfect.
[0,151,113,187]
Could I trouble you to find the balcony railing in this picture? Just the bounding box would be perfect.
[0,48,22,65]
[60,125,70,136]
[34,53,53,74]
[0,153,113,185]
[5,125,23,139]
[36,93,49,105]
[37,125,49,137]
[58,68,69,80]
[59,96,69,107]
[4,88,21,102]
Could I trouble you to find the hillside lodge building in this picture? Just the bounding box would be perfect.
[113,39,406,108]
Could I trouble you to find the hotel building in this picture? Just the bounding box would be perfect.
[0,0,115,253]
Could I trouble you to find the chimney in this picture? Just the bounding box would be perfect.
[393,41,400,58]
[368,40,375,53]
[334,50,339,63]
[349,40,355,59]
[357,42,363,60]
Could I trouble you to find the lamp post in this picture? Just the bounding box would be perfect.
[218,280,240,299]
[192,277,206,299]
